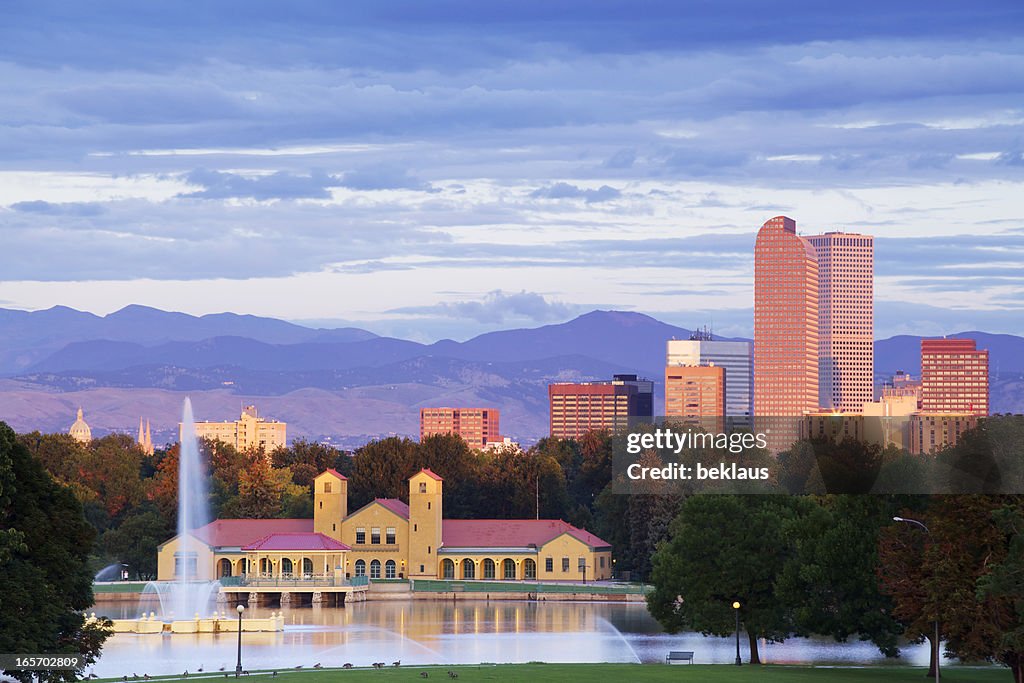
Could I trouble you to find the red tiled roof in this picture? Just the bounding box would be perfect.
[347,498,410,520]
[442,519,611,550]
[242,532,350,552]
[375,498,410,518]
[319,468,348,481]
[417,468,443,481]
[192,519,312,548]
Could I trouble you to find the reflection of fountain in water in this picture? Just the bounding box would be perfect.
[596,617,643,663]
[138,397,220,620]
[317,626,450,663]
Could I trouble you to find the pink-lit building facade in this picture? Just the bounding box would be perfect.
[920,339,989,416]
[420,408,501,450]
[754,216,819,450]
[806,232,874,413]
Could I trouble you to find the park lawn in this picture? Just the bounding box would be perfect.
[99,663,1011,682]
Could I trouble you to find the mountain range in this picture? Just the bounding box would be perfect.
[1,306,1021,445]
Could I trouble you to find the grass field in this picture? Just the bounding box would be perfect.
[97,663,1010,683]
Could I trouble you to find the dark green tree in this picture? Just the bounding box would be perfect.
[0,422,111,681]
[100,504,172,580]
[271,438,342,487]
[647,495,810,663]
[348,437,418,509]
[778,495,903,656]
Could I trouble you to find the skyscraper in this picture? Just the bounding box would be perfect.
[920,338,989,415]
[754,216,819,451]
[419,407,501,450]
[664,364,725,432]
[806,232,874,412]
[666,337,752,428]
[548,374,653,439]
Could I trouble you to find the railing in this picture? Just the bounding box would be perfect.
[411,579,652,595]
[220,575,367,588]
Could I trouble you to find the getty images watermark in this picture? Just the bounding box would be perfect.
[611,415,1024,495]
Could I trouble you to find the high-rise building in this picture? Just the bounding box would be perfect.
[909,412,979,455]
[188,404,287,453]
[664,364,725,432]
[806,232,874,412]
[920,339,989,415]
[666,337,753,427]
[548,374,653,439]
[754,216,819,450]
[419,407,501,450]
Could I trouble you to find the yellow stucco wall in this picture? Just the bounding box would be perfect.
[156,534,215,582]
[313,470,347,539]
[408,471,443,578]
[537,534,612,581]
[340,502,410,577]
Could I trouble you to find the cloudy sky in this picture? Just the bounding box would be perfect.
[2,1,1023,340]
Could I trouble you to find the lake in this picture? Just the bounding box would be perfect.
[91,599,933,676]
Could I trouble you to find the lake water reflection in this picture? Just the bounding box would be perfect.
[92,599,932,676]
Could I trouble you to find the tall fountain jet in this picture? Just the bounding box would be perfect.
[171,397,213,619]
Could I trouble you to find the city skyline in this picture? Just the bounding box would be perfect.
[1,2,1022,342]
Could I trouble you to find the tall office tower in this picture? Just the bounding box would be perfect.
[664,364,725,432]
[920,339,989,415]
[548,374,654,439]
[806,232,874,412]
[419,407,501,450]
[754,216,819,451]
[666,337,753,428]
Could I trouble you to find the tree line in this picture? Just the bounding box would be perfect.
[645,415,1024,681]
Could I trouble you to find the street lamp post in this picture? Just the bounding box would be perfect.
[235,603,245,677]
[894,516,939,683]
[732,601,742,666]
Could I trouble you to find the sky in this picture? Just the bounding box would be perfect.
[1,1,1023,341]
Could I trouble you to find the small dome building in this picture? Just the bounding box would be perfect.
[69,407,92,444]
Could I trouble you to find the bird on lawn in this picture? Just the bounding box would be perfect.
[183,671,189,678]
[393,660,401,667]
[420,673,429,679]
[342,663,353,669]
[197,666,203,673]
[313,663,322,669]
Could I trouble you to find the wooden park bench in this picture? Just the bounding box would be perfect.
[666,651,694,664]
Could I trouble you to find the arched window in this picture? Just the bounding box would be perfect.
[462,558,475,579]
[385,560,396,579]
[354,559,366,577]
[442,558,455,579]
[302,558,314,576]
[524,558,536,579]
[370,559,381,579]
[260,558,271,575]
[482,558,495,579]
[237,558,248,576]
[503,558,516,579]
[219,558,232,578]
[281,558,293,576]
